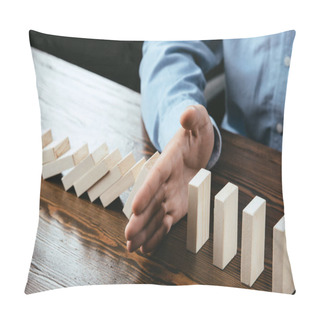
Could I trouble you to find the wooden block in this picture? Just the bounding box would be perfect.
[73,149,121,197]
[42,144,89,179]
[42,137,70,164]
[272,216,295,294]
[87,152,136,202]
[213,182,238,269]
[100,157,146,207]
[62,155,94,190]
[186,168,211,254]
[42,154,74,179]
[122,151,160,219]
[72,143,89,166]
[41,129,52,148]
[61,143,109,191]
[91,143,109,164]
[240,196,266,287]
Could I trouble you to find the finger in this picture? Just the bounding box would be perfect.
[163,197,187,225]
[127,204,166,252]
[140,214,173,253]
[132,154,171,214]
[125,186,166,240]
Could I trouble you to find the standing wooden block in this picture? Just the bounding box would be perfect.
[240,196,266,287]
[61,143,109,191]
[122,151,160,219]
[186,168,211,254]
[272,216,295,294]
[42,144,89,179]
[87,152,136,202]
[41,129,52,148]
[42,137,70,164]
[73,149,122,197]
[100,157,146,208]
[213,182,238,269]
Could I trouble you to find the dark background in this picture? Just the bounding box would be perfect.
[29,30,143,93]
[29,30,225,125]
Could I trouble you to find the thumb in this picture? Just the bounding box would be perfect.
[180,104,208,136]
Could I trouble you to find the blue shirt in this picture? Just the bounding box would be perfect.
[139,30,295,168]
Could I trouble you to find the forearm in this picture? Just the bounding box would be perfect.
[139,40,223,167]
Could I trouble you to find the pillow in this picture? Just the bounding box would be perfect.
[25,30,295,295]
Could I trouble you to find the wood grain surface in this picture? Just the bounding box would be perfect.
[25,48,285,294]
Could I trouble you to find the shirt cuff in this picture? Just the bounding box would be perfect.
[206,116,222,170]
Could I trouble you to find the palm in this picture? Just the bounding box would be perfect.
[125,105,214,253]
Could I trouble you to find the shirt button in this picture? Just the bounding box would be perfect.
[284,56,291,67]
[276,123,283,134]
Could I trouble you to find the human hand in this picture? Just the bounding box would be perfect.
[125,104,214,253]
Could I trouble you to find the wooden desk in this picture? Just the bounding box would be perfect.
[25,48,284,293]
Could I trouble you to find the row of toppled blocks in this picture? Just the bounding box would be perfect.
[186,168,295,293]
[42,129,294,294]
[42,129,149,209]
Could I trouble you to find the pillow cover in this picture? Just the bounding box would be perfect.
[25,30,295,295]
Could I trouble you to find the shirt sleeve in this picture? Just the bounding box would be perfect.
[139,40,223,168]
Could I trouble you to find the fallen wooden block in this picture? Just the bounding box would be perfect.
[186,168,211,254]
[240,196,266,287]
[87,152,136,202]
[73,149,121,197]
[41,129,52,148]
[61,143,109,191]
[272,216,295,294]
[213,182,238,269]
[122,151,160,219]
[42,144,89,179]
[100,157,146,207]
[42,137,70,164]
[91,143,109,164]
